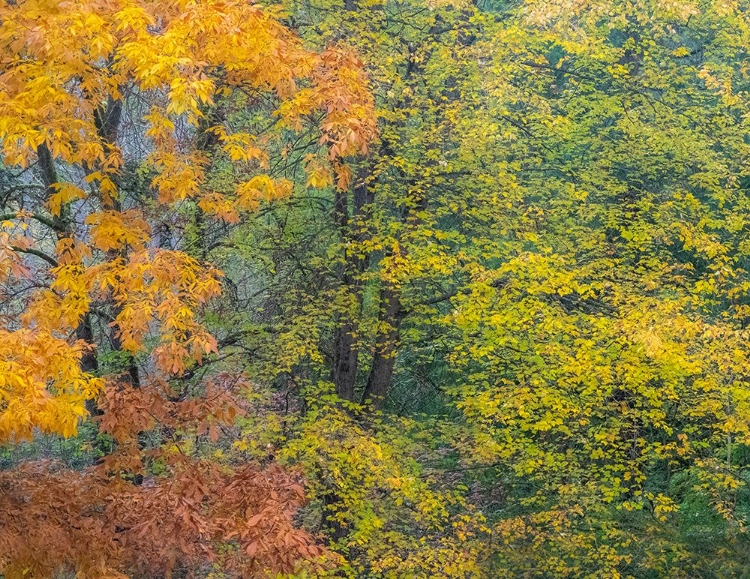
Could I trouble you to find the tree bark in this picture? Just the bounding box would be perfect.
[331,165,373,400]
[362,281,403,409]
[94,97,141,388]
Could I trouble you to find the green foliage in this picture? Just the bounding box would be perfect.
[208,0,750,576]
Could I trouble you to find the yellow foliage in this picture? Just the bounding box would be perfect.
[0,328,101,441]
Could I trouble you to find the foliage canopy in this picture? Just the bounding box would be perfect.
[3,0,750,577]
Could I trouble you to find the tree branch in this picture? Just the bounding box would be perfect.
[11,245,58,267]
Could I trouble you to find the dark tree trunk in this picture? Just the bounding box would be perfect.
[95,97,141,388]
[331,166,373,401]
[362,281,403,409]
[332,318,359,401]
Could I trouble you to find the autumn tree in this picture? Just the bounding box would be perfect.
[0,0,374,576]
[199,0,504,574]
[446,0,750,575]
[195,0,750,576]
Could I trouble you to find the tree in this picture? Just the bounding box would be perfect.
[203,0,502,574]
[447,0,750,574]
[0,0,374,576]
[203,0,750,575]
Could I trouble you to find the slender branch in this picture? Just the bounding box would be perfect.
[11,245,58,267]
[29,212,59,230]
[0,212,62,231]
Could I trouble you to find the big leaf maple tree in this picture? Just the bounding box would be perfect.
[0,0,374,576]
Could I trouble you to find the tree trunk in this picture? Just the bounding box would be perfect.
[331,165,372,400]
[362,281,403,409]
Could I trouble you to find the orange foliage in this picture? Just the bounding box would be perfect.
[0,460,321,578]
[0,0,375,439]
[0,0,375,575]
